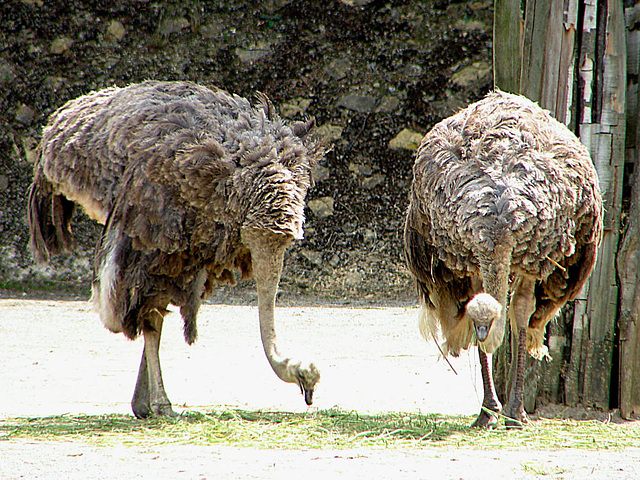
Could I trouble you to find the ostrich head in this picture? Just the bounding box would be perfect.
[466,293,504,352]
[294,361,321,405]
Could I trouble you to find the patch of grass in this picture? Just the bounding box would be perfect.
[1,409,639,450]
[0,279,90,299]
[522,462,567,476]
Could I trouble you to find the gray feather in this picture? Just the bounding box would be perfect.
[404,90,603,355]
[28,80,325,342]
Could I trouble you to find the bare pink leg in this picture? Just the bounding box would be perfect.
[471,349,502,428]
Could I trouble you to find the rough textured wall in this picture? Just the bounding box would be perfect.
[0,0,492,302]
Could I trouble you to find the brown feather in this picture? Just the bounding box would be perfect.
[27,80,325,342]
[404,90,603,357]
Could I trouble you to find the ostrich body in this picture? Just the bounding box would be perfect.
[404,90,603,427]
[28,81,323,417]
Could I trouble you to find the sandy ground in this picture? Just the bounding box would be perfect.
[1,299,639,479]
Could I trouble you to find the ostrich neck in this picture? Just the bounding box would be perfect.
[476,242,514,353]
[478,242,513,307]
[243,228,297,384]
[257,285,296,384]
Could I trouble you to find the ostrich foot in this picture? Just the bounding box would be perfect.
[147,402,178,418]
[471,405,500,428]
[132,393,152,419]
[472,349,501,428]
[132,395,178,419]
[503,404,528,429]
[300,384,314,406]
[132,374,178,419]
[504,415,527,429]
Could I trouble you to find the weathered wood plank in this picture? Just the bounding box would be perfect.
[521,0,553,102]
[618,4,640,420]
[493,0,523,92]
[617,202,640,417]
[565,294,587,405]
[575,0,626,409]
[555,0,579,125]
[540,0,564,116]
[565,0,596,407]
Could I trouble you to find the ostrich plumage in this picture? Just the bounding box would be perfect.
[28,80,324,417]
[404,90,603,427]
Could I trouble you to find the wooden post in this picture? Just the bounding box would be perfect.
[493,0,627,412]
[493,0,522,93]
[618,149,640,419]
[617,3,640,420]
[520,0,552,103]
[567,0,626,410]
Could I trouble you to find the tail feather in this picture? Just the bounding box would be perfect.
[28,176,76,263]
[180,267,207,345]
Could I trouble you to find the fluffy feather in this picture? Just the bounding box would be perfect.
[28,80,324,344]
[404,89,603,357]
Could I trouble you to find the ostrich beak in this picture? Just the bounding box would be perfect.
[304,387,314,406]
[475,322,493,342]
[299,381,314,405]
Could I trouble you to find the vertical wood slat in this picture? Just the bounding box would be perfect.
[521,0,579,121]
[539,0,564,115]
[520,0,551,102]
[565,297,587,405]
[493,0,523,92]
[556,0,580,126]
[572,0,626,409]
[618,4,640,420]
[565,0,597,408]
[617,191,640,418]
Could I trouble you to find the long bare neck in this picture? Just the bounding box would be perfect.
[477,241,514,352]
[242,228,297,383]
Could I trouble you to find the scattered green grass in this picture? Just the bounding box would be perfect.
[522,462,567,476]
[0,279,89,299]
[2,409,640,450]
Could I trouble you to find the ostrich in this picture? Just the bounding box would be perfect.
[28,80,323,418]
[403,90,603,427]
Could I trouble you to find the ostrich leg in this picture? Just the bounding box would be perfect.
[131,311,176,418]
[471,246,512,428]
[131,344,150,418]
[471,349,502,428]
[503,276,536,428]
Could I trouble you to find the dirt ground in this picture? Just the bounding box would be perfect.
[2,2,639,477]
[1,298,639,480]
